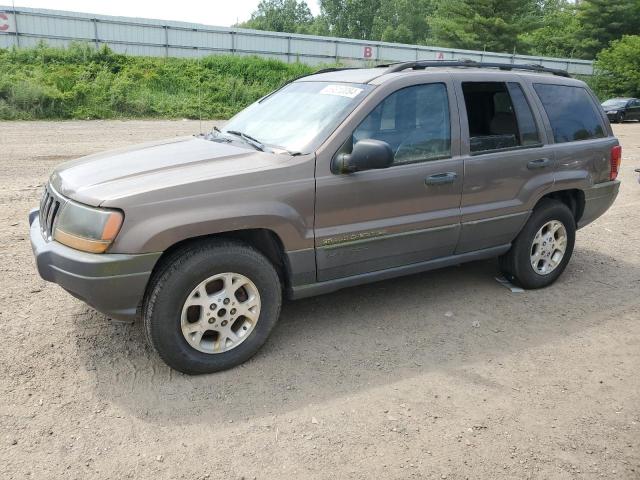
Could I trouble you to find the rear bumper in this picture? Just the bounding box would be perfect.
[29,209,161,321]
[578,180,620,229]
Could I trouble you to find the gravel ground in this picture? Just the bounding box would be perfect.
[1,120,639,480]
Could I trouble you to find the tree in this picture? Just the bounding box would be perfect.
[238,0,314,34]
[575,0,640,59]
[518,0,582,58]
[592,35,640,99]
[371,0,433,44]
[318,0,381,39]
[428,0,539,53]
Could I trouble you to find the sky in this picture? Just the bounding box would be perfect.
[8,0,321,27]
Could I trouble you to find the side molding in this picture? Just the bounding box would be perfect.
[288,244,510,299]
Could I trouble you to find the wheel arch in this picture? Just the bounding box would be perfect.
[150,228,292,290]
[536,188,585,225]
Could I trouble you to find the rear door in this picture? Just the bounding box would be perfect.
[314,76,463,281]
[453,76,556,253]
[529,81,617,190]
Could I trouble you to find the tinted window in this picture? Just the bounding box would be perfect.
[507,83,541,146]
[353,83,451,165]
[462,82,541,153]
[533,84,606,143]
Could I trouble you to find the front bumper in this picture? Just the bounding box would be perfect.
[578,180,620,229]
[29,209,162,321]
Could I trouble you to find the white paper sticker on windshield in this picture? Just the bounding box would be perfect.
[319,85,363,98]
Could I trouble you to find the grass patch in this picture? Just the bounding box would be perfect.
[0,43,319,120]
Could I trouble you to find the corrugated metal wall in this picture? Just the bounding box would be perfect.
[0,6,594,75]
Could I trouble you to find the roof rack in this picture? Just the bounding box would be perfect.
[291,67,358,83]
[382,59,571,77]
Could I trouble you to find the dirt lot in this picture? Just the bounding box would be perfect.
[1,120,639,480]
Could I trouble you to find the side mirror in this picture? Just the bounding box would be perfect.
[335,139,394,174]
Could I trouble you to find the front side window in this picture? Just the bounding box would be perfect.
[222,81,373,154]
[462,81,540,153]
[352,83,451,165]
[533,84,606,143]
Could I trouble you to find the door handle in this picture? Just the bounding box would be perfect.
[425,172,458,186]
[527,158,552,170]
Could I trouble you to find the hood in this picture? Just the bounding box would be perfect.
[50,136,287,206]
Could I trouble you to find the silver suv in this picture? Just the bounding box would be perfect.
[30,61,621,374]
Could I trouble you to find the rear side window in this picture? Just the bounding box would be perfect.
[462,82,540,153]
[353,83,451,165]
[533,84,606,143]
[506,83,540,146]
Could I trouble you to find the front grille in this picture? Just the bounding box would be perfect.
[39,184,63,240]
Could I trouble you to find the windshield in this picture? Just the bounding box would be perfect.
[602,99,628,108]
[221,81,373,154]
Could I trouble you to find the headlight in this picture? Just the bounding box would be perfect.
[53,201,123,253]
[606,110,618,114]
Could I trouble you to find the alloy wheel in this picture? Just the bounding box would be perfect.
[180,272,261,354]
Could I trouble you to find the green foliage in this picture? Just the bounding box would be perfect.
[237,0,314,34]
[515,0,640,60]
[372,0,433,45]
[575,0,640,59]
[428,0,538,53]
[318,0,382,40]
[518,1,582,58]
[592,35,640,99]
[0,43,315,120]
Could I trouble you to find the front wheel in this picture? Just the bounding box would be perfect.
[143,240,282,374]
[499,199,576,289]
[616,112,625,123]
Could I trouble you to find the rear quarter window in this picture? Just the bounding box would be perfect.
[533,84,606,143]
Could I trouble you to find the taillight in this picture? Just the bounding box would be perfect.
[610,145,622,181]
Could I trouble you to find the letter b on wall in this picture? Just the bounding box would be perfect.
[0,12,15,33]
[363,46,374,59]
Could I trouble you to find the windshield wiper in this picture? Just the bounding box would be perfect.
[213,127,300,155]
[225,130,265,152]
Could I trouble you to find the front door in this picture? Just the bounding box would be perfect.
[314,80,464,281]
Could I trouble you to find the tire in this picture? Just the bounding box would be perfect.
[616,112,625,123]
[143,239,282,374]
[499,199,576,289]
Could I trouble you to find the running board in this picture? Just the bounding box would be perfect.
[288,244,511,300]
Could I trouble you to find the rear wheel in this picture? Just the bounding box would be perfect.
[143,240,282,374]
[499,199,576,289]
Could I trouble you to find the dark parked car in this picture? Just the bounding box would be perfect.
[30,61,621,374]
[601,97,640,123]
